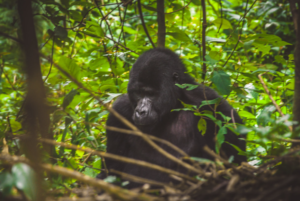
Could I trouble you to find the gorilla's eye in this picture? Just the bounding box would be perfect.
[173,72,179,82]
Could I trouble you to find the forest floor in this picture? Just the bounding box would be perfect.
[44,146,300,201]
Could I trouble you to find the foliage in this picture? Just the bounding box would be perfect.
[0,0,297,197]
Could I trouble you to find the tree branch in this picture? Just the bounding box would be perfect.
[0,31,22,44]
[0,154,159,201]
[137,0,155,48]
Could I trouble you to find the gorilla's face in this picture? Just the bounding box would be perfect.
[128,86,159,126]
[127,49,193,127]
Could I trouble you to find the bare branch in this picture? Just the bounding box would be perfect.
[0,154,160,201]
[137,0,155,48]
[37,137,198,182]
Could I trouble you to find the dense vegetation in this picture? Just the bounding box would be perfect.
[0,0,299,200]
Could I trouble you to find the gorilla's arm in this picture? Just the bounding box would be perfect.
[97,95,134,179]
[182,85,246,164]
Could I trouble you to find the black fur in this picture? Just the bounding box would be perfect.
[97,48,246,188]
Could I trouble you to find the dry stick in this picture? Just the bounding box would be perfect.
[255,146,300,174]
[41,55,204,176]
[0,154,159,201]
[37,138,197,182]
[258,73,292,132]
[106,126,188,157]
[137,0,155,48]
[203,146,253,177]
[110,169,173,188]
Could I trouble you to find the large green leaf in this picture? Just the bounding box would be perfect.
[211,70,231,95]
[213,18,233,30]
[216,126,227,154]
[62,89,79,110]
[89,58,110,72]
[58,56,81,81]
[12,163,36,201]
[0,171,14,195]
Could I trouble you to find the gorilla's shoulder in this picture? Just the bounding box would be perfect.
[111,94,133,116]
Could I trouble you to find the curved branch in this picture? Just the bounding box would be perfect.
[137,0,155,48]
[222,0,257,68]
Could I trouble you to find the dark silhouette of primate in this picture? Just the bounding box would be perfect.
[97,48,246,188]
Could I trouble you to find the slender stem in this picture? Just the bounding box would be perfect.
[201,0,207,81]
[137,0,155,48]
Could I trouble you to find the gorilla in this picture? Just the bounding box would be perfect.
[97,48,246,187]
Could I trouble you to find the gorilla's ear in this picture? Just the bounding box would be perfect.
[173,72,179,83]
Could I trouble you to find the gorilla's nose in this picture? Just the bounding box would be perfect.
[135,108,147,118]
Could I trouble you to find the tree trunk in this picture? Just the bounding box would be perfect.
[290,1,300,132]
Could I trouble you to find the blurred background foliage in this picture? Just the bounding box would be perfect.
[0,0,297,198]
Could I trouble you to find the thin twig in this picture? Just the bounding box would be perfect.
[137,0,155,48]
[258,73,292,132]
[37,137,198,182]
[203,145,253,177]
[166,0,192,14]
[110,169,173,188]
[105,36,137,53]
[222,0,257,68]
[43,36,55,82]
[0,31,22,44]
[0,154,160,201]
[201,0,207,80]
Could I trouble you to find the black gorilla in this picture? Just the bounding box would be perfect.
[97,48,246,187]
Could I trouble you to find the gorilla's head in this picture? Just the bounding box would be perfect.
[127,48,195,127]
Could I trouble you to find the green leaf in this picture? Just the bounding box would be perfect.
[0,172,14,195]
[225,142,247,156]
[69,10,82,21]
[58,55,81,81]
[166,30,192,42]
[93,157,102,170]
[211,70,231,95]
[175,83,198,90]
[86,21,104,37]
[206,36,226,43]
[142,4,156,11]
[191,0,201,5]
[238,111,256,119]
[199,98,222,109]
[89,58,110,72]
[62,89,79,110]
[86,136,96,141]
[83,167,97,177]
[9,119,22,133]
[197,118,207,135]
[54,26,68,39]
[12,163,36,201]
[191,157,214,164]
[216,126,227,154]
[123,26,137,34]
[213,18,233,30]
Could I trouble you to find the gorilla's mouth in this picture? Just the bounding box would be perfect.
[132,112,158,126]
